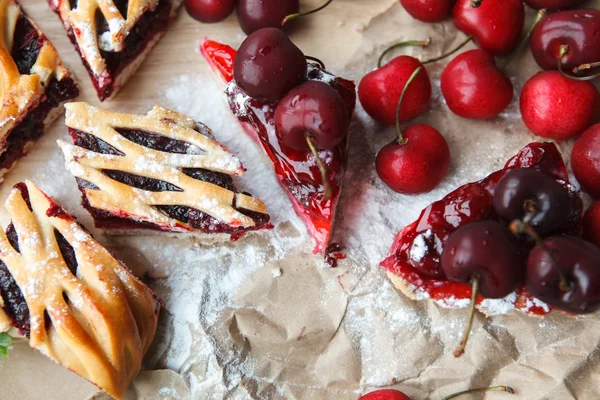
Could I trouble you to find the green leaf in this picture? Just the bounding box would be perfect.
[0,332,11,347]
[0,346,7,359]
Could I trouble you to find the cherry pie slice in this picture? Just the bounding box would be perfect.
[0,0,79,183]
[201,39,356,254]
[0,181,160,399]
[58,102,272,239]
[48,0,182,101]
[381,142,583,316]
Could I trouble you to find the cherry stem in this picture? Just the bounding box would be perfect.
[306,135,332,200]
[500,8,546,71]
[422,35,472,65]
[470,0,483,7]
[558,45,600,81]
[282,0,333,26]
[573,61,600,75]
[442,386,515,400]
[306,55,326,69]
[454,278,479,358]
[395,67,422,145]
[378,38,432,68]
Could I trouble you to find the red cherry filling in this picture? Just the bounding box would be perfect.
[69,128,271,234]
[201,39,356,254]
[381,142,583,316]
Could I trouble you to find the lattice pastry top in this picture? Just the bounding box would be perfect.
[0,181,160,400]
[49,0,159,77]
[0,0,71,143]
[58,102,269,233]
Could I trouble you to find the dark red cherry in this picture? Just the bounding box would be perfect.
[527,236,600,314]
[184,0,235,23]
[237,0,299,34]
[530,9,600,72]
[493,168,570,236]
[520,71,600,141]
[440,49,513,120]
[452,0,525,56]
[233,28,307,102]
[274,81,349,150]
[524,0,585,10]
[400,0,456,23]
[583,202,600,249]
[572,123,600,199]
[358,56,431,126]
[441,220,524,299]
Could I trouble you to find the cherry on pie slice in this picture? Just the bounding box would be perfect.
[201,39,356,254]
[48,0,182,101]
[0,0,79,183]
[0,181,160,399]
[381,142,583,316]
[58,102,271,239]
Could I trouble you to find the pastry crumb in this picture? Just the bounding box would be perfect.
[271,268,282,278]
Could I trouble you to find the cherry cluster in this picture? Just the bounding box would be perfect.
[184,0,330,34]
[358,0,600,200]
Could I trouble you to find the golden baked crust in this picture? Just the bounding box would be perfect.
[58,102,269,232]
[0,181,160,399]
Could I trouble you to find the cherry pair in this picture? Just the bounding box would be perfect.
[359,385,515,400]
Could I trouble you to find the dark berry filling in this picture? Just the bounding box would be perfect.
[68,127,270,233]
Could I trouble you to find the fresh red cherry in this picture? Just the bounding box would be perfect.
[572,123,600,199]
[359,389,411,400]
[375,68,450,194]
[493,168,570,236]
[358,56,431,126]
[524,0,585,10]
[400,0,456,23]
[441,220,525,357]
[530,9,600,72]
[440,49,513,120]
[452,0,524,56]
[233,28,307,102]
[184,0,235,22]
[275,81,349,150]
[527,236,600,314]
[583,202,600,249]
[237,0,299,34]
[520,71,600,141]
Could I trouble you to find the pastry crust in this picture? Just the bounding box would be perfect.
[58,102,270,234]
[0,181,160,400]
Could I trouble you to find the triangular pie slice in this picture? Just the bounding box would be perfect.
[201,39,356,254]
[381,142,584,316]
[58,102,272,240]
[0,181,160,400]
[0,0,79,183]
[48,0,182,101]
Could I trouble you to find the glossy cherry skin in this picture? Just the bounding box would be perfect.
[527,236,600,314]
[441,220,525,298]
[530,9,600,72]
[452,0,524,56]
[440,49,513,120]
[237,0,299,34]
[572,124,600,199]
[359,389,411,400]
[583,202,600,249]
[275,81,349,150]
[520,71,600,141]
[184,0,235,23]
[233,28,307,102]
[524,0,586,11]
[376,124,450,194]
[493,168,570,236]
[400,0,456,23]
[358,56,431,126]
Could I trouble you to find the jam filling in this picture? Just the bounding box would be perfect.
[69,128,271,233]
[381,143,583,316]
[0,11,79,174]
[0,184,79,337]
[53,0,173,101]
[201,40,356,253]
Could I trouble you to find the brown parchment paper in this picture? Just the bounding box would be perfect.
[1,1,600,399]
